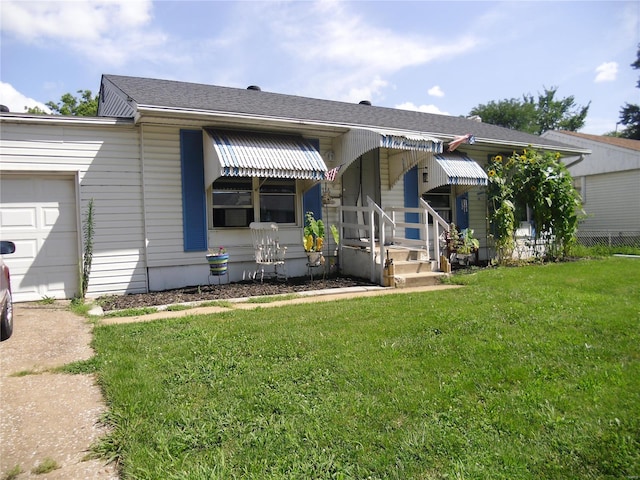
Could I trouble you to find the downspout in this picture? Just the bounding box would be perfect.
[563,154,585,169]
[139,124,150,293]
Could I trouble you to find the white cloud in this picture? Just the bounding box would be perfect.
[395,102,449,116]
[1,1,152,42]
[582,116,619,135]
[0,82,51,113]
[594,62,618,83]
[282,5,477,72]
[428,86,445,98]
[0,0,172,67]
[343,76,389,104]
[267,1,478,106]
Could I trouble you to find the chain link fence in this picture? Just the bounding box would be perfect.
[576,231,640,249]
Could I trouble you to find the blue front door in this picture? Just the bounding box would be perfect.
[404,167,419,239]
[455,192,469,230]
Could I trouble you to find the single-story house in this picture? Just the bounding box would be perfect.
[0,74,589,302]
[541,130,640,246]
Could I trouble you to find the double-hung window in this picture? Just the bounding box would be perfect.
[259,178,296,223]
[212,178,254,227]
[423,186,452,223]
[211,177,297,227]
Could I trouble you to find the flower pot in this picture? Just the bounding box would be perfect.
[306,252,324,266]
[206,253,229,275]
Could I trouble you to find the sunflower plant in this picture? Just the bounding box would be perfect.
[486,147,582,262]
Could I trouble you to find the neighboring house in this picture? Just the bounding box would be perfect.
[0,74,588,301]
[542,130,640,246]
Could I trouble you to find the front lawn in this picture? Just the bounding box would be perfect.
[90,257,640,479]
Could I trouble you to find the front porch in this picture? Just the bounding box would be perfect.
[337,197,453,287]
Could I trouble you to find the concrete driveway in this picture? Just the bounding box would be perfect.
[0,301,118,479]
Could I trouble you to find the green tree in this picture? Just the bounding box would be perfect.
[26,89,98,116]
[470,87,589,135]
[468,98,537,133]
[618,45,640,139]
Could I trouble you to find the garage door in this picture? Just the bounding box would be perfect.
[0,174,79,302]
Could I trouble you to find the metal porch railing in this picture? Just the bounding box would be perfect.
[337,197,450,283]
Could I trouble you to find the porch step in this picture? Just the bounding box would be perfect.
[382,246,430,263]
[380,246,447,288]
[392,259,438,275]
[393,271,448,288]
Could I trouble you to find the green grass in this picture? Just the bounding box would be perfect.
[245,293,302,304]
[198,300,234,309]
[91,257,640,479]
[1,465,23,480]
[38,295,56,305]
[568,243,640,257]
[102,307,158,318]
[165,304,195,312]
[30,457,60,474]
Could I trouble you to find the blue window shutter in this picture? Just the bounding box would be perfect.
[404,166,420,240]
[303,139,322,220]
[303,184,322,220]
[180,129,207,251]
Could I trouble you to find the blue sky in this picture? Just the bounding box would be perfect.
[1,1,638,135]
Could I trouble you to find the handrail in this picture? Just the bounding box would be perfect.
[367,196,395,282]
[419,198,450,264]
[338,198,451,284]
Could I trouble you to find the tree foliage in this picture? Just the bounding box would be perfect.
[470,87,589,135]
[27,89,98,116]
[487,148,582,262]
[618,44,640,140]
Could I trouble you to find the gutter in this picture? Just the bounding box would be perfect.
[0,112,133,126]
[134,106,591,157]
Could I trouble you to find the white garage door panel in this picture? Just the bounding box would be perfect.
[0,175,79,302]
[1,208,37,228]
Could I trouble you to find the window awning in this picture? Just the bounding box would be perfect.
[203,129,328,186]
[335,127,444,185]
[424,152,488,192]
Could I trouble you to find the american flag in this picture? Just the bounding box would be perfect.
[447,133,476,152]
[325,164,343,181]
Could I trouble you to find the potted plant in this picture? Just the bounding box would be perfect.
[206,246,229,276]
[303,212,326,266]
[446,224,479,266]
[455,228,480,265]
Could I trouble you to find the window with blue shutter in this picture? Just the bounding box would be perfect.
[180,129,208,251]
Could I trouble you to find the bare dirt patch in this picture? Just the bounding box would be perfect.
[0,302,118,480]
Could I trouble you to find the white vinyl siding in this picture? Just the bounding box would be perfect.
[0,120,147,298]
[579,170,640,231]
[466,186,488,257]
[141,125,203,267]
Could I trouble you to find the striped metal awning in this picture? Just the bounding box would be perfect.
[204,129,328,186]
[425,152,488,192]
[338,127,442,161]
[336,127,443,186]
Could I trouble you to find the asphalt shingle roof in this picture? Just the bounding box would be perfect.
[551,130,640,151]
[101,74,586,152]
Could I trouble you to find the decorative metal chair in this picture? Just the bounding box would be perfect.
[249,222,287,282]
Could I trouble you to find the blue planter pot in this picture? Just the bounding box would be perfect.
[206,253,229,275]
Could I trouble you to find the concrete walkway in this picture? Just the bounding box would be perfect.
[100,284,461,325]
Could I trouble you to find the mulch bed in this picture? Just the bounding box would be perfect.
[96,275,378,312]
